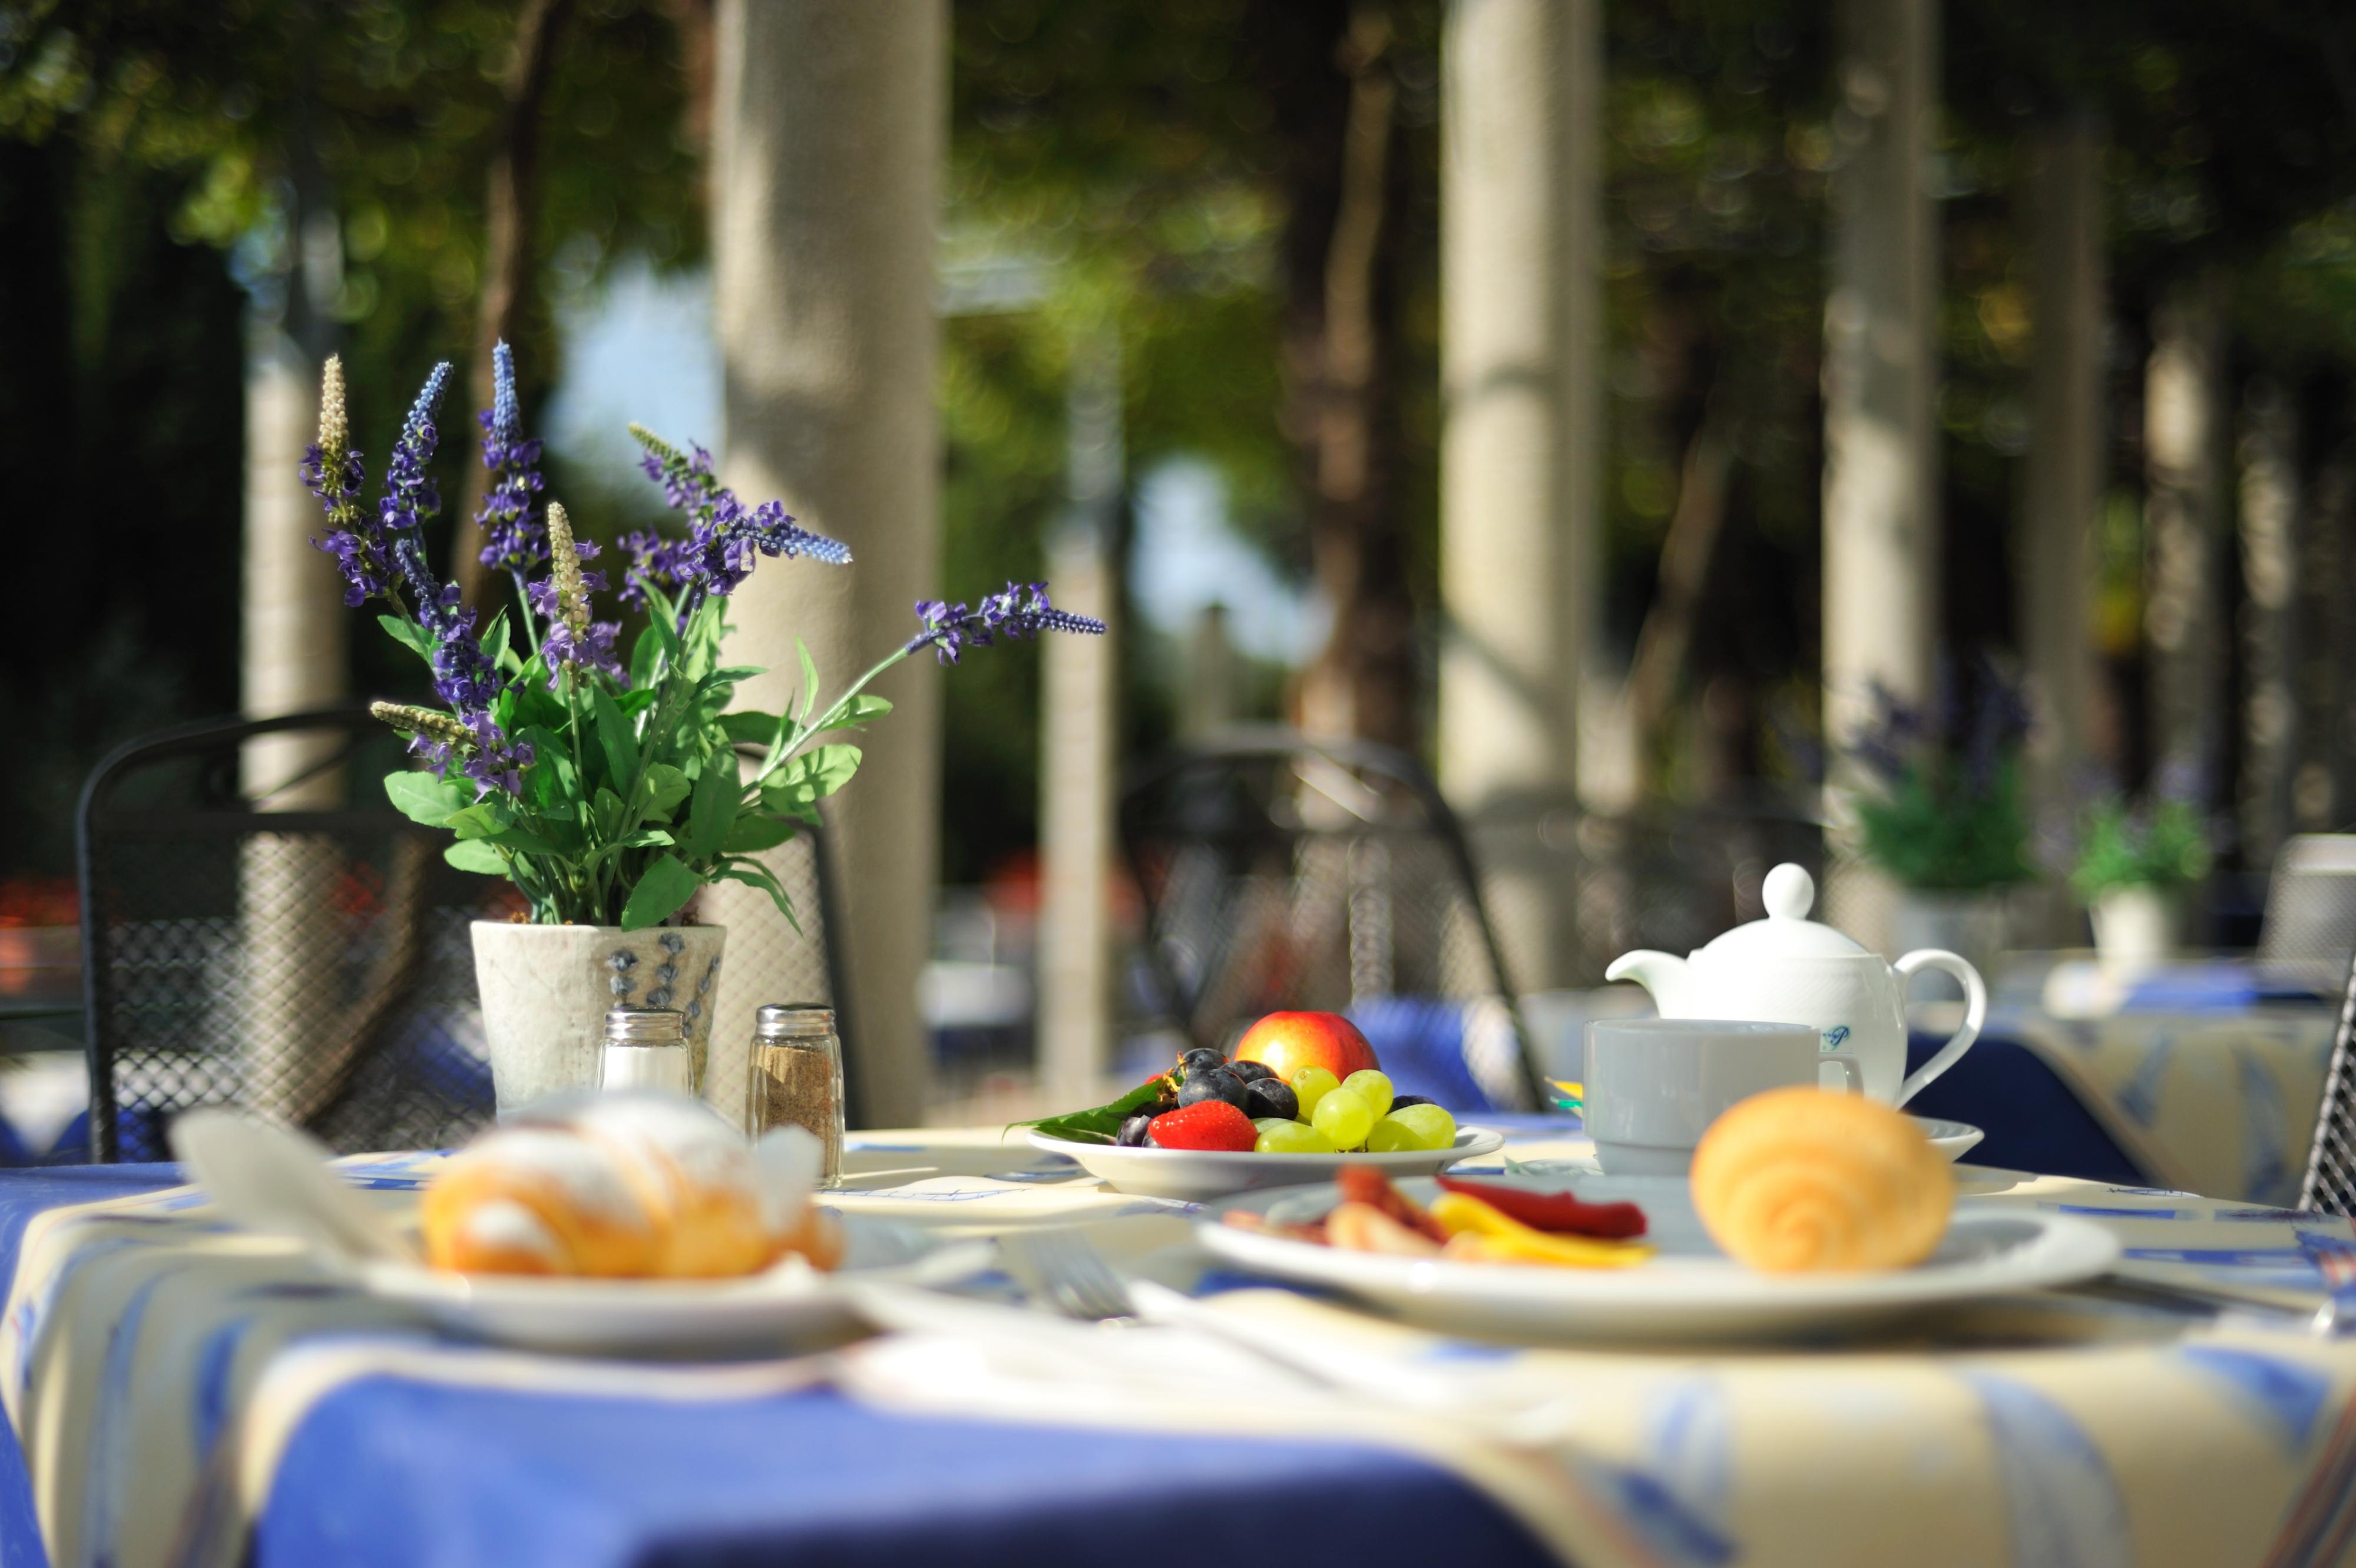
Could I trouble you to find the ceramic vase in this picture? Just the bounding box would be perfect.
[1888,889,2008,1003]
[470,922,727,1113]
[2089,885,2179,977]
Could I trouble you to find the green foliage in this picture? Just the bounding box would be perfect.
[2070,796,2212,898]
[1852,760,2034,893]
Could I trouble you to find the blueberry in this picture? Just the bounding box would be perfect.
[1390,1094,1434,1111]
[1179,1047,1227,1076]
[1243,1077,1299,1121]
[1228,1060,1278,1084]
[1116,1112,1156,1147]
[1179,1066,1251,1112]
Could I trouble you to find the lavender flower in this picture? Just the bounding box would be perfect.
[621,424,851,614]
[535,502,625,689]
[302,356,389,607]
[907,581,1107,664]
[475,340,547,579]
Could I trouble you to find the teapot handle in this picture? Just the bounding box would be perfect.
[1892,949,1986,1107]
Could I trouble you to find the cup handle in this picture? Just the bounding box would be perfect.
[1819,1052,1865,1094]
[1892,948,1987,1107]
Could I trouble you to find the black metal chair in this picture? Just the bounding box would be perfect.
[2299,950,2356,1216]
[2261,835,2356,990]
[76,709,503,1160]
[1118,729,1549,1112]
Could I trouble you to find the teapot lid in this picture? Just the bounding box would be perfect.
[1695,864,1871,961]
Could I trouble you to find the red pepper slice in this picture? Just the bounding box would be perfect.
[1433,1175,1647,1239]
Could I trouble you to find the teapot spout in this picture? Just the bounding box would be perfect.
[1604,950,1686,1002]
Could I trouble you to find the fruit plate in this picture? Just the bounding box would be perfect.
[346,1214,988,1352]
[1911,1116,1986,1162]
[1026,1126,1507,1202]
[1197,1172,2118,1342]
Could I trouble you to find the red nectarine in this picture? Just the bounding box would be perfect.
[1232,1011,1379,1086]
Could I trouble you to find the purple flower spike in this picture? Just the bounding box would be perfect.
[907,581,1106,664]
[622,424,851,618]
[475,340,548,578]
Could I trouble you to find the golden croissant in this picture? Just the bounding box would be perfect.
[1689,1087,1953,1273]
[421,1092,841,1279]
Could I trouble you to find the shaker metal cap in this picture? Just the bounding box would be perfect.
[604,1008,687,1043]
[755,1003,836,1040]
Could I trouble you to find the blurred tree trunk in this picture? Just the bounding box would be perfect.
[2295,415,2353,832]
[454,0,572,609]
[1286,4,1417,751]
[2020,113,2104,820]
[1627,394,1733,792]
[2238,379,2298,865]
[2143,280,2229,803]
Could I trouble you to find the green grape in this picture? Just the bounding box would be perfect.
[1290,1066,1341,1119]
[1311,1087,1375,1150]
[1252,1117,1295,1137]
[1365,1115,1419,1153]
[1255,1121,1339,1155]
[1386,1103,1457,1152]
[1341,1070,1394,1119]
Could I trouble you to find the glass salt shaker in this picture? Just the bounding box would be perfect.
[746,1003,845,1186]
[599,1008,694,1094]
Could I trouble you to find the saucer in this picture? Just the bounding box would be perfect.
[1910,1116,1985,1161]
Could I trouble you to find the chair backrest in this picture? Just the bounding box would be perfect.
[77,709,503,1160]
[1118,729,1548,1112]
[694,745,862,1129]
[2299,951,2356,1216]
[2260,835,2356,981]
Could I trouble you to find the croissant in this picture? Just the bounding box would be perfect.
[421,1091,839,1279]
[1688,1087,1953,1274]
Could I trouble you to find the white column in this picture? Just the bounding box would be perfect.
[709,0,944,1129]
[1035,338,1122,1096]
[2020,114,2103,812]
[241,332,348,794]
[1820,0,1940,952]
[1180,605,1238,738]
[2144,283,2228,801]
[1437,0,1600,992]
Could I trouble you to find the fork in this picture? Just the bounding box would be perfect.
[1001,1228,1138,1322]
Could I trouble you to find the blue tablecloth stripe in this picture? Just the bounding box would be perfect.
[260,1379,1560,1568]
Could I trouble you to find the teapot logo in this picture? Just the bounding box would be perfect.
[1821,1024,1851,1052]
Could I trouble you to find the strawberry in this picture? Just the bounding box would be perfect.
[1146,1100,1258,1152]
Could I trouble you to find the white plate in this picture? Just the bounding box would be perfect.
[349,1213,983,1351]
[1027,1126,1507,1202]
[1199,1172,2117,1342]
[1912,1116,1986,1161]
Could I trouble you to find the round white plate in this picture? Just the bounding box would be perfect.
[1028,1126,1507,1202]
[349,1213,982,1351]
[1911,1116,1986,1162]
[1199,1172,2117,1342]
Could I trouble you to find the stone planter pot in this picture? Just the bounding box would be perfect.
[470,922,727,1113]
[1889,889,2008,1003]
[2089,885,2180,977]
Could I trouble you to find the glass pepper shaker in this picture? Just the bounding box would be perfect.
[746,1003,844,1186]
[599,1008,694,1094]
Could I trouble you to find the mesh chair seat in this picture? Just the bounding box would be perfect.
[1120,730,1548,1112]
[2260,835,2356,988]
[77,710,503,1159]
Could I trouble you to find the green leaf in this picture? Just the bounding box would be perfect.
[479,611,513,675]
[444,800,515,840]
[720,710,783,746]
[618,853,703,931]
[715,859,798,931]
[376,614,435,667]
[593,786,627,837]
[767,743,861,803]
[630,620,668,690]
[722,814,797,854]
[593,687,637,789]
[641,762,692,820]
[443,839,507,875]
[797,639,820,720]
[822,693,893,729]
[684,758,740,859]
[610,828,678,850]
[489,823,567,856]
[384,770,467,827]
[1019,1074,1178,1145]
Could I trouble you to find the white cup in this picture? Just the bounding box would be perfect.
[1584,1018,1861,1175]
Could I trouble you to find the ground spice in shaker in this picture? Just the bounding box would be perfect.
[747,1003,844,1185]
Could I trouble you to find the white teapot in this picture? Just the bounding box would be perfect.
[1604,864,1985,1107]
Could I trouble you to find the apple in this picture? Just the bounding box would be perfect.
[1232,1011,1379,1087]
